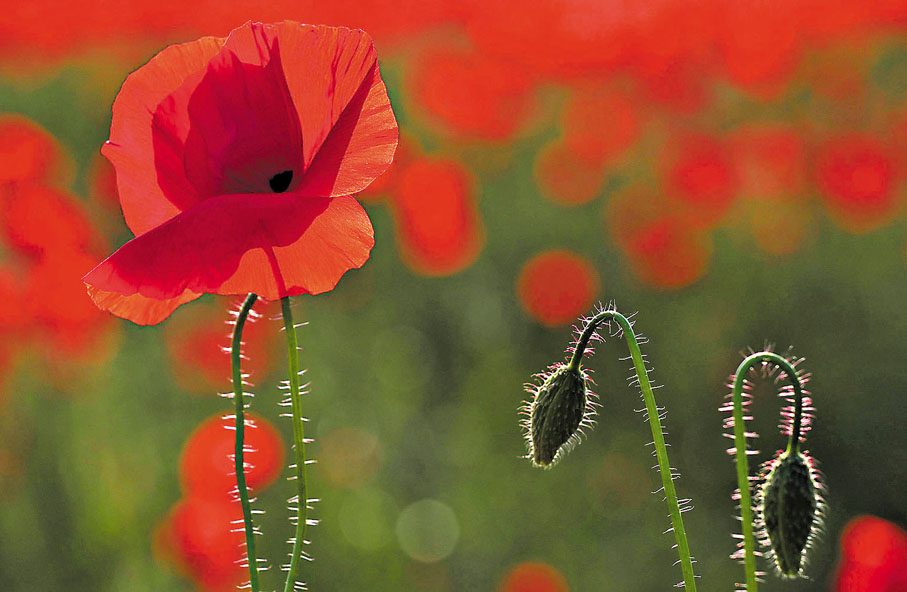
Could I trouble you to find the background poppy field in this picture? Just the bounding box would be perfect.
[1,2,906,591]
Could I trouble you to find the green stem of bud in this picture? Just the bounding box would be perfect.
[731,352,805,591]
[571,309,697,592]
[232,293,260,592]
[281,297,309,592]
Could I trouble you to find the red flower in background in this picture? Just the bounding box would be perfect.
[816,133,898,232]
[391,156,484,276]
[83,21,398,325]
[730,125,807,201]
[0,115,117,371]
[179,412,284,498]
[409,44,538,141]
[165,299,279,394]
[624,216,712,290]
[663,133,739,230]
[0,114,72,185]
[156,495,246,592]
[498,561,569,592]
[534,83,643,206]
[156,412,284,591]
[606,187,712,290]
[517,250,599,327]
[834,515,907,592]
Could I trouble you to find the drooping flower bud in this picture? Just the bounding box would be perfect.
[522,363,596,467]
[758,449,823,578]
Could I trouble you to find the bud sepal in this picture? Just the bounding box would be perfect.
[756,449,824,578]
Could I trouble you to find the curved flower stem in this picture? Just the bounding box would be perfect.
[731,352,805,591]
[569,310,697,592]
[231,292,260,592]
[281,297,308,592]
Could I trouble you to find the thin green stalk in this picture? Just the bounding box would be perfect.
[231,292,260,592]
[731,352,804,591]
[281,296,308,592]
[569,310,697,592]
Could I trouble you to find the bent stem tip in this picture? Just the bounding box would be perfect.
[727,350,807,590]
[526,304,697,591]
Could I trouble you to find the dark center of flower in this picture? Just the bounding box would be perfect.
[269,170,293,193]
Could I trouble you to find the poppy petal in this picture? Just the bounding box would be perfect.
[86,285,203,327]
[271,22,398,197]
[103,34,225,236]
[83,194,373,324]
[175,24,304,199]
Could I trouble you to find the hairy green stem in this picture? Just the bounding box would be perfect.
[281,297,308,592]
[569,310,697,592]
[731,352,805,591]
[231,293,260,592]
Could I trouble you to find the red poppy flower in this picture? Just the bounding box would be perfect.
[517,250,600,327]
[498,561,569,592]
[534,139,607,206]
[83,21,398,325]
[1,183,98,258]
[408,44,538,141]
[663,133,739,229]
[561,83,642,170]
[165,299,279,393]
[834,515,907,592]
[391,156,484,276]
[156,495,246,592]
[0,114,71,186]
[620,214,712,290]
[730,125,806,201]
[179,412,284,498]
[815,133,897,232]
[717,1,802,99]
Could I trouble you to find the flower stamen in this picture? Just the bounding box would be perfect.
[269,170,293,193]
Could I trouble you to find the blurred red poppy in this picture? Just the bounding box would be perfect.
[815,133,898,232]
[0,116,118,371]
[179,412,284,498]
[0,114,71,186]
[392,156,484,276]
[1,184,98,258]
[24,250,117,359]
[534,139,606,206]
[498,561,569,592]
[561,83,643,169]
[622,215,712,290]
[462,0,631,79]
[717,1,802,100]
[165,299,278,393]
[0,267,24,334]
[156,495,245,592]
[517,250,599,327]
[409,44,538,140]
[83,21,398,325]
[730,125,807,201]
[628,1,712,113]
[834,515,907,592]
[663,133,739,229]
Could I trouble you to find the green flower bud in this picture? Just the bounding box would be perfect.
[522,363,596,467]
[758,449,822,578]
